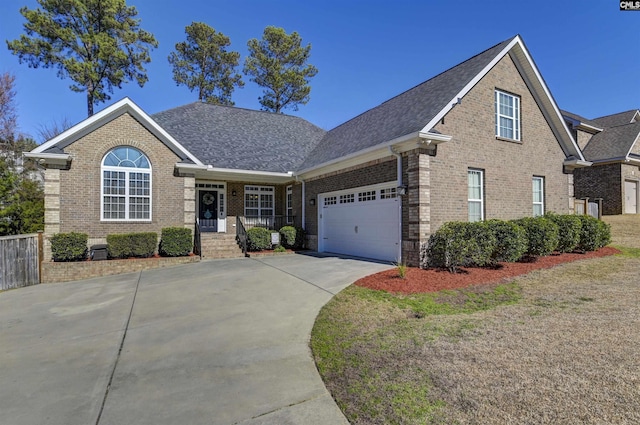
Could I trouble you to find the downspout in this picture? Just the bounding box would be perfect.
[389,146,403,263]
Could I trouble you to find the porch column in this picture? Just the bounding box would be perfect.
[183,176,196,231]
[43,169,61,262]
[403,150,431,266]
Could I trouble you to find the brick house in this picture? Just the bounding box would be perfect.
[27,35,588,266]
[563,110,640,215]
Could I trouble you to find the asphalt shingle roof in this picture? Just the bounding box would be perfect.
[152,102,326,173]
[561,110,603,130]
[582,121,640,161]
[297,36,516,170]
[592,110,639,128]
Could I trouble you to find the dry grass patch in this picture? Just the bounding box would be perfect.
[312,250,640,424]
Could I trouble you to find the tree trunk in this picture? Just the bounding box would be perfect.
[87,90,94,117]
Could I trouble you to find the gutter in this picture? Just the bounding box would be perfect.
[23,152,72,168]
[389,147,403,263]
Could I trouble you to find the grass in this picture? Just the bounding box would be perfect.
[311,215,640,424]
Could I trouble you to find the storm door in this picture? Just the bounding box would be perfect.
[199,190,218,232]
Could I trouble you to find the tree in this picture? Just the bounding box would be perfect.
[38,117,74,143]
[244,26,318,113]
[7,0,158,116]
[0,72,43,236]
[169,22,243,105]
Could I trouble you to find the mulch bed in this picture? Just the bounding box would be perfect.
[355,246,621,294]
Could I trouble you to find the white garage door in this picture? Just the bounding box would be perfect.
[319,183,400,262]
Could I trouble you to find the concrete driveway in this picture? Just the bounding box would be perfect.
[0,254,392,425]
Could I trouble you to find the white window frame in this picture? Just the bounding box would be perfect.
[286,185,293,224]
[101,146,152,221]
[495,89,520,140]
[533,176,544,217]
[244,185,274,218]
[468,169,484,222]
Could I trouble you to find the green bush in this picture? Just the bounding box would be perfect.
[486,219,528,262]
[426,221,496,271]
[545,213,582,253]
[246,227,271,251]
[576,216,611,251]
[107,232,157,259]
[159,227,192,257]
[279,226,297,248]
[50,232,88,262]
[512,217,559,257]
[274,245,287,253]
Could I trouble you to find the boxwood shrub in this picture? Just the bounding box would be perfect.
[159,227,192,257]
[512,216,559,257]
[279,226,297,248]
[246,227,271,251]
[107,232,157,259]
[486,219,527,262]
[576,216,611,251]
[50,232,88,262]
[545,213,582,253]
[426,221,496,271]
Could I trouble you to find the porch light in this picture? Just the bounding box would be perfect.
[397,185,407,196]
[232,190,237,196]
[309,198,316,206]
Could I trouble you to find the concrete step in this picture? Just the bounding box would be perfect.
[198,232,245,259]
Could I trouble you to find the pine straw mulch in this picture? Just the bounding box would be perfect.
[354,246,620,294]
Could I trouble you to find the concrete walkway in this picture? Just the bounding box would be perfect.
[0,254,392,425]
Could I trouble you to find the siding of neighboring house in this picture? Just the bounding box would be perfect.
[574,163,622,215]
[429,52,574,231]
[43,113,192,260]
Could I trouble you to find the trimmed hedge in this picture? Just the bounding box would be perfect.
[279,226,297,248]
[246,227,271,251]
[159,227,192,257]
[278,226,305,249]
[50,232,88,262]
[576,215,611,251]
[107,232,157,259]
[486,219,527,262]
[512,216,559,257]
[545,213,582,253]
[426,221,496,271]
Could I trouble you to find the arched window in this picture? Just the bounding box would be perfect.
[101,146,152,221]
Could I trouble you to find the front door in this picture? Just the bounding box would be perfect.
[199,190,218,232]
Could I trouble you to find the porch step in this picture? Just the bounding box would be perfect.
[199,233,245,259]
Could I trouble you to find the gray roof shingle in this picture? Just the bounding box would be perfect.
[297,36,516,170]
[582,121,640,161]
[592,110,640,128]
[152,102,326,173]
[561,110,603,130]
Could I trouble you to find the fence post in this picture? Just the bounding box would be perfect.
[38,231,44,284]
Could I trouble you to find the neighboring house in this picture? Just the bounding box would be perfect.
[564,109,640,215]
[27,35,588,266]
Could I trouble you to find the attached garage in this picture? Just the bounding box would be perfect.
[318,182,401,262]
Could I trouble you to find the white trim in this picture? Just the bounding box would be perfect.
[33,97,203,166]
[624,132,640,159]
[495,89,521,141]
[244,185,275,218]
[195,182,226,233]
[23,152,71,167]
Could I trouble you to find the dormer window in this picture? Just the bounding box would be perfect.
[495,90,520,140]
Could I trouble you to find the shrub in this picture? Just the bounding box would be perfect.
[274,245,287,253]
[50,232,88,262]
[159,227,192,257]
[513,216,559,257]
[279,226,297,248]
[426,221,496,271]
[107,232,157,259]
[486,219,527,262]
[545,213,582,253]
[576,216,611,251]
[246,227,271,251]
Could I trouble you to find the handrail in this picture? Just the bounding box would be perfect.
[243,215,297,231]
[236,216,248,256]
[194,218,202,258]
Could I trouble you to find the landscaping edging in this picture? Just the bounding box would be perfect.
[41,255,200,283]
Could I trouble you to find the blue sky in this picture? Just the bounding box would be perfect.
[0,0,638,142]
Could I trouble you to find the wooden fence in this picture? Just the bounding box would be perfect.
[0,233,42,290]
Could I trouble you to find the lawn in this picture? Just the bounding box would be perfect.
[310,215,640,424]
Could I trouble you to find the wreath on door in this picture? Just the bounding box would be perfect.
[202,193,215,205]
